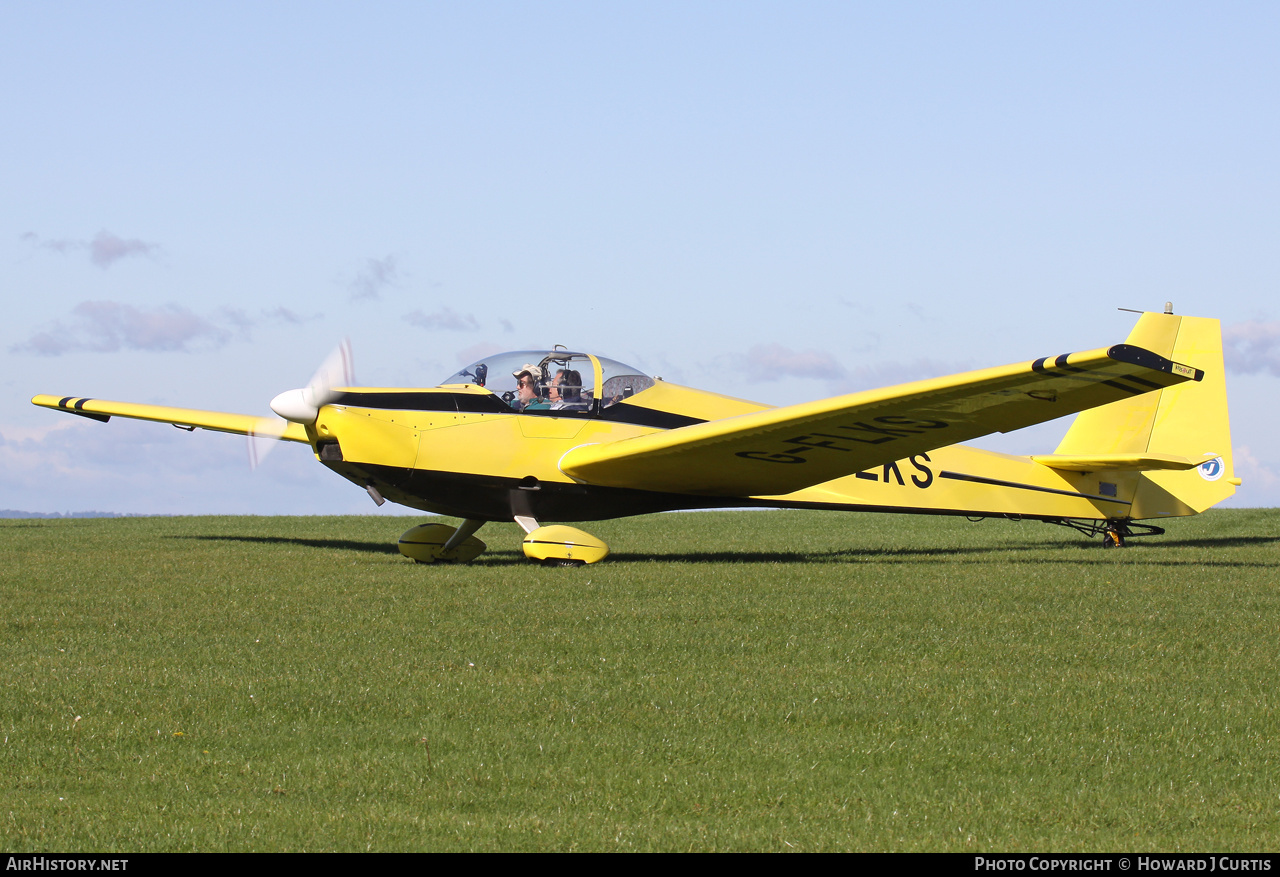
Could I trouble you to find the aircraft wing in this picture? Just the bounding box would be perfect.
[30,394,310,443]
[559,344,1202,497]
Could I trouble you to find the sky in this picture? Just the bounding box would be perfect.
[3,1,1278,515]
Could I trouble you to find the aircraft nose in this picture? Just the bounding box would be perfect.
[270,387,320,423]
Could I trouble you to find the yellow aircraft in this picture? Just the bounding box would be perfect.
[32,306,1238,565]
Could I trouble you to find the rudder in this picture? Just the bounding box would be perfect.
[1054,310,1236,519]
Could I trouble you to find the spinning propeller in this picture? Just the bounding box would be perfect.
[247,339,355,469]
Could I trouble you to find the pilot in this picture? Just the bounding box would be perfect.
[512,364,549,410]
[549,369,587,410]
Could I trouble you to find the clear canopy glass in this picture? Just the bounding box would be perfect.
[442,350,655,412]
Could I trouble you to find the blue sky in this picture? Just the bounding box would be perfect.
[3,1,1278,515]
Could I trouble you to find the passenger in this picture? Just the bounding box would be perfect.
[512,364,549,411]
[549,369,588,410]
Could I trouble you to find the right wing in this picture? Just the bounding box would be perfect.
[31,395,310,443]
[559,344,1202,497]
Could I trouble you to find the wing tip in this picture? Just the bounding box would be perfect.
[33,395,111,423]
[1107,344,1204,381]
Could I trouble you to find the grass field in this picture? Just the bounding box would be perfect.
[2,508,1278,851]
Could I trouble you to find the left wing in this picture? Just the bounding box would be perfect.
[31,395,310,443]
[559,344,1201,497]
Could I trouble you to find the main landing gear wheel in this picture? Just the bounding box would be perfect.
[520,524,610,566]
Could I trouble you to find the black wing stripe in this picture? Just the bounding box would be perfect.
[1030,353,1157,396]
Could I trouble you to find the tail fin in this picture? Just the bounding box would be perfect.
[1054,310,1237,518]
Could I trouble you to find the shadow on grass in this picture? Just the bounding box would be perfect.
[608,533,1280,566]
[176,534,403,555]
[174,532,1280,568]
[178,534,538,565]
[1151,535,1280,550]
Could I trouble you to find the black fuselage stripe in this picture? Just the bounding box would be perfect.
[939,470,1131,505]
[332,392,706,430]
[333,391,505,413]
[337,462,1133,523]
[597,405,705,430]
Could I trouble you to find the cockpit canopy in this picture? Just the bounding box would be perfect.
[442,350,655,414]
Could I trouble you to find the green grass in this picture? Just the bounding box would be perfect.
[2,509,1278,851]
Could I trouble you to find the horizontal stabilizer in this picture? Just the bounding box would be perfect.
[31,395,310,443]
[1030,453,1203,472]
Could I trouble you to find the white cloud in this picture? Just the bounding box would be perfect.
[1232,445,1280,492]
[21,229,160,268]
[1223,320,1280,377]
[218,307,254,340]
[349,255,400,300]
[0,418,234,503]
[12,301,233,355]
[0,417,397,516]
[454,341,505,365]
[730,343,962,395]
[262,307,320,325]
[740,343,848,383]
[89,230,160,267]
[404,307,480,332]
[837,358,967,394]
